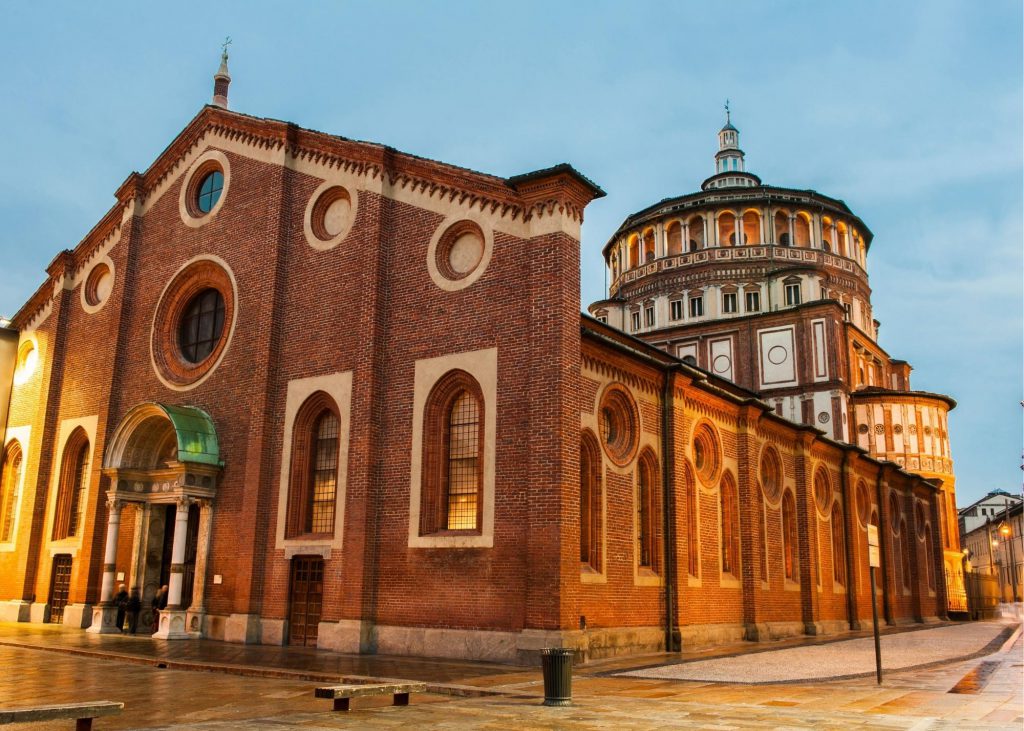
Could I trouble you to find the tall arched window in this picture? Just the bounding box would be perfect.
[0,441,23,543]
[923,522,935,590]
[720,472,740,577]
[832,508,846,586]
[637,450,660,571]
[899,518,910,589]
[642,229,656,262]
[782,490,797,581]
[628,235,640,269]
[580,431,602,571]
[286,392,341,537]
[742,210,761,245]
[774,211,789,245]
[688,215,705,251]
[718,212,737,246]
[420,370,484,535]
[666,221,682,256]
[794,213,811,247]
[52,428,90,540]
[685,461,699,578]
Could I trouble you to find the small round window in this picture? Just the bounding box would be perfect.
[196,171,224,214]
[178,288,225,364]
[692,422,721,487]
[598,384,639,466]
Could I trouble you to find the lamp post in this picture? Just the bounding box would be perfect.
[998,521,1019,602]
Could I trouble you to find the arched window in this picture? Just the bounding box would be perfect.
[899,518,910,589]
[720,472,740,577]
[642,229,656,262]
[286,392,341,537]
[832,508,846,586]
[718,212,737,246]
[1,441,23,543]
[743,210,761,245]
[774,211,789,245]
[420,370,484,535]
[924,522,935,590]
[628,235,640,269]
[637,450,660,571]
[684,461,699,578]
[666,221,682,256]
[782,490,797,581]
[52,429,90,540]
[794,213,811,247]
[688,215,705,251]
[580,431,602,570]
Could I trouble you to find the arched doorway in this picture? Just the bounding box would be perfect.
[87,403,221,639]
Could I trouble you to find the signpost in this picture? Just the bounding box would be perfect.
[867,524,882,685]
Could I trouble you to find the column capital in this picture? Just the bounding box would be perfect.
[176,496,195,512]
[106,495,124,512]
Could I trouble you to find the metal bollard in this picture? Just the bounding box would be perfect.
[540,647,573,706]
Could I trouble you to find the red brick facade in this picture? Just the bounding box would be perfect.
[0,105,946,663]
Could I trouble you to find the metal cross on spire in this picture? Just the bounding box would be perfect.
[725,98,731,123]
[221,36,232,61]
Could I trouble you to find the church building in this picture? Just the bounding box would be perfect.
[0,58,954,663]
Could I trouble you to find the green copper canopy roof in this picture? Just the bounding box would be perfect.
[159,403,222,467]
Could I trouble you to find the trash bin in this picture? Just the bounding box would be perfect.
[540,647,573,706]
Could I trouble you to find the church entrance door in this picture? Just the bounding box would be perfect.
[48,554,72,624]
[288,556,323,647]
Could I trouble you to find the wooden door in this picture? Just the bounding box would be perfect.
[48,554,72,624]
[288,556,323,646]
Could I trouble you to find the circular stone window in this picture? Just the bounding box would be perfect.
[692,422,721,487]
[81,258,115,313]
[179,150,231,228]
[856,481,871,527]
[304,182,358,250]
[759,447,782,502]
[151,257,236,390]
[813,470,833,516]
[427,217,494,291]
[598,384,639,466]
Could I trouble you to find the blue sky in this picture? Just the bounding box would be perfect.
[0,1,1020,505]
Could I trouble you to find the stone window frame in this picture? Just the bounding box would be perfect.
[408,348,497,549]
[304,181,359,251]
[0,429,29,551]
[275,372,352,558]
[719,470,741,586]
[831,507,847,590]
[51,427,90,542]
[813,467,833,520]
[580,429,605,581]
[178,150,231,228]
[598,384,640,468]
[417,370,486,536]
[781,488,799,587]
[634,448,662,586]
[285,391,343,540]
[150,255,238,392]
[691,420,722,489]
[683,458,701,585]
[44,416,98,558]
[80,255,116,315]
[426,214,494,292]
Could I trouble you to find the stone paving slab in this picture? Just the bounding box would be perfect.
[621,621,1018,683]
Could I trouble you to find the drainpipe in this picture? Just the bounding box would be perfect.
[840,449,859,629]
[661,365,679,651]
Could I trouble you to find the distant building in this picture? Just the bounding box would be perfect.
[589,113,963,610]
[960,492,1023,601]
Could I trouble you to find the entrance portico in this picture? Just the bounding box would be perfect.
[88,403,221,639]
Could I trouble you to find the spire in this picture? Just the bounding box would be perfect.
[701,104,760,190]
[212,37,232,109]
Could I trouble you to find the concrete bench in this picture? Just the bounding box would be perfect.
[0,701,123,730]
[314,682,426,712]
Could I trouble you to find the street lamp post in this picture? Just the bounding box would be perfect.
[999,521,1019,602]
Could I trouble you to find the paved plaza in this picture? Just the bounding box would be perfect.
[0,618,1020,730]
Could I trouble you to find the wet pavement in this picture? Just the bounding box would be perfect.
[0,619,1019,729]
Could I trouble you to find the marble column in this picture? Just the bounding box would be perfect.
[155,497,194,639]
[87,497,123,634]
[185,500,214,636]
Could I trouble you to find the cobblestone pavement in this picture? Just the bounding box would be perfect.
[0,620,1019,730]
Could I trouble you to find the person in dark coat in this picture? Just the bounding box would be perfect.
[113,584,129,632]
[125,587,142,634]
[150,585,168,633]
